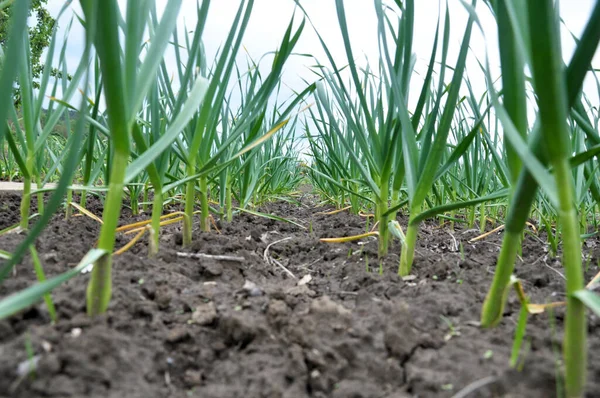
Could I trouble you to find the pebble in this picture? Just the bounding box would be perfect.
[166,327,190,343]
[309,296,350,316]
[191,302,217,325]
[242,280,263,296]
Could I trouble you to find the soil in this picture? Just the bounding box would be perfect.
[1,190,600,398]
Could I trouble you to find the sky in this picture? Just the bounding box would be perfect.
[43,0,599,117]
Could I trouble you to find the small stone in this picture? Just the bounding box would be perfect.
[305,348,327,368]
[166,327,190,344]
[41,340,52,353]
[70,328,82,338]
[260,232,270,243]
[308,368,329,393]
[309,296,350,316]
[17,355,41,376]
[243,280,263,296]
[182,282,218,300]
[297,274,312,286]
[43,252,59,264]
[267,300,289,318]
[184,369,203,386]
[192,302,217,326]
[203,261,223,277]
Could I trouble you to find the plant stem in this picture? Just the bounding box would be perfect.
[351,182,360,214]
[65,189,72,220]
[149,189,162,256]
[377,179,389,257]
[510,305,529,368]
[86,254,112,317]
[399,221,418,276]
[389,188,400,222]
[226,183,232,222]
[199,175,210,231]
[554,161,586,398]
[80,190,87,208]
[183,155,196,247]
[19,154,35,230]
[86,151,128,316]
[479,202,486,233]
[130,189,138,216]
[142,183,149,214]
[525,0,590,392]
[20,177,30,230]
[481,124,544,326]
[36,175,44,215]
[480,230,521,326]
[183,162,195,247]
[468,205,476,228]
[30,245,56,323]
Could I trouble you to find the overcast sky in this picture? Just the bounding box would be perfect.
[44,0,599,114]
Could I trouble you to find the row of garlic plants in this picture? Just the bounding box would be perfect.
[1,0,600,396]
[0,0,310,318]
[302,1,600,396]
